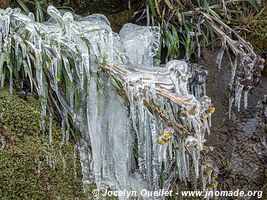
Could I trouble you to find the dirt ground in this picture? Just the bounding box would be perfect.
[200,48,267,198]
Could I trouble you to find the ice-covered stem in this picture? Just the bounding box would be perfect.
[99,61,213,136]
[96,60,213,189]
[184,0,261,15]
[201,12,264,113]
[100,63,201,107]
[100,63,193,134]
[143,100,190,134]
[111,79,190,134]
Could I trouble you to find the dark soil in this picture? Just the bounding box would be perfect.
[200,47,267,198]
[0,0,9,9]
[58,0,138,15]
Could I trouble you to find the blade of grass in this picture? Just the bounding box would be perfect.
[15,0,30,14]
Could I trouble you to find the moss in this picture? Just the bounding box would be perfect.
[0,91,41,139]
[107,10,134,26]
[0,91,86,199]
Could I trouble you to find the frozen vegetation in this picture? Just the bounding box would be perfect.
[0,5,264,199]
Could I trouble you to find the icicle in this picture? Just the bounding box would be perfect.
[186,154,190,182]
[45,155,49,165]
[216,38,226,70]
[192,150,199,190]
[65,126,69,145]
[49,155,53,168]
[28,12,35,21]
[40,100,47,135]
[235,82,244,112]
[63,12,73,42]
[228,96,234,118]
[0,30,2,53]
[61,118,65,144]
[49,112,53,144]
[243,87,251,109]
[7,64,12,94]
[230,58,238,90]
[201,165,206,192]
[14,35,20,56]
[181,144,188,182]
[62,156,66,175]
[203,81,206,96]
[208,113,212,128]
[73,144,77,179]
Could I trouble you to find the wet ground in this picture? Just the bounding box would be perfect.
[201,48,267,197]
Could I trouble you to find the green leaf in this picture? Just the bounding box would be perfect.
[247,0,259,11]
[22,59,34,92]
[208,7,221,20]
[15,0,30,14]
[148,0,157,17]
[34,0,45,22]
[154,0,161,17]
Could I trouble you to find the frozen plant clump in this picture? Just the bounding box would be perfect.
[119,23,160,67]
[0,6,215,199]
[201,12,264,117]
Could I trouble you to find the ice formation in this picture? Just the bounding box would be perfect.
[0,6,215,198]
[202,12,264,116]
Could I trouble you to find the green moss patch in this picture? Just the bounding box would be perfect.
[107,10,134,26]
[0,91,85,199]
[0,91,40,138]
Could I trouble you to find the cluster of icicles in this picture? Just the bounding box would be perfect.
[0,6,217,198]
[201,12,265,118]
